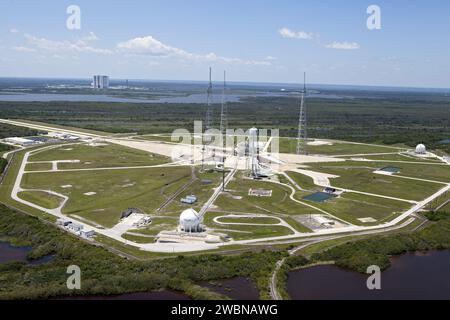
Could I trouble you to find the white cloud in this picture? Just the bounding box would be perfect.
[117,35,186,57]
[265,56,277,61]
[81,32,99,42]
[9,28,19,33]
[12,46,36,53]
[117,35,271,66]
[325,41,360,50]
[278,27,314,40]
[24,34,112,55]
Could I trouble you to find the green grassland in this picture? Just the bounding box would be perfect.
[161,170,223,214]
[215,175,310,215]
[20,166,192,228]
[285,172,319,191]
[25,162,53,171]
[29,143,169,169]
[17,191,63,209]
[321,159,450,183]
[203,212,294,241]
[297,192,411,225]
[216,216,280,225]
[306,161,445,201]
[360,153,442,162]
[274,137,404,155]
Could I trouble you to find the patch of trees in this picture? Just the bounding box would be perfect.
[0,123,41,139]
[0,204,283,300]
[0,158,7,173]
[0,92,448,153]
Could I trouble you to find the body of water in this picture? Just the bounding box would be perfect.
[287,251,450,300]
[0,241,55,266]
[200,277,260,300]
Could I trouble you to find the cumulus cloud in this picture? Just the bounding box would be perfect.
[325,41,360,50]
[278,27,314,40]
[117,35,271,66]
[81,31,99,42]
[9,28,19,33]
[24,33,112,55]
[117,35,186,57]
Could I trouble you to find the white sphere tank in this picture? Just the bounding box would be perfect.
[415,144,426,154]
[179,209,201,232]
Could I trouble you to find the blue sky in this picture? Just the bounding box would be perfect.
[1,0,449,87]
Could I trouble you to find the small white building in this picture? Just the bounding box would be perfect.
[68,223,83,233]
[81,230,96,239]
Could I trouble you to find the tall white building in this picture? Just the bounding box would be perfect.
[92,75,109,89]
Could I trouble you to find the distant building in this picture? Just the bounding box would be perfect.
[92,75,109,89]
[3,137,41,147]
[47,132,80,141]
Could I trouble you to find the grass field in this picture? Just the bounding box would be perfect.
[203,213,294,241]
[306,161,445,201]
[17,191,63,209]
[274,138,404,155]
[21,166,192,228]
[359,153,442,162]
[25,162,53,171]
[162,170,223,214]
[29,143,169,169]
[286,172,319,191]
[215,175,310,215]
[216,216,280,225]
[297,192,411,225]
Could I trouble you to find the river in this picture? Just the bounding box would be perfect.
[287,251,450,300]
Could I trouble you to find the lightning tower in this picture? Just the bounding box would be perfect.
[219,71,228,137]
[296,72,308,155]
[205,67,214,131]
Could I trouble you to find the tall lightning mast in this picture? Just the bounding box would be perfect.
[219,71,228,137]
[205,67,214,131]
[296,72,308,155]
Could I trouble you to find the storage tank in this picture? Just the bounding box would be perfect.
[179,209,201,233]
[415,144,426,154]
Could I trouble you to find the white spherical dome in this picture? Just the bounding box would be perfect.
[415,144,426,154]
[180,209,201,232]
